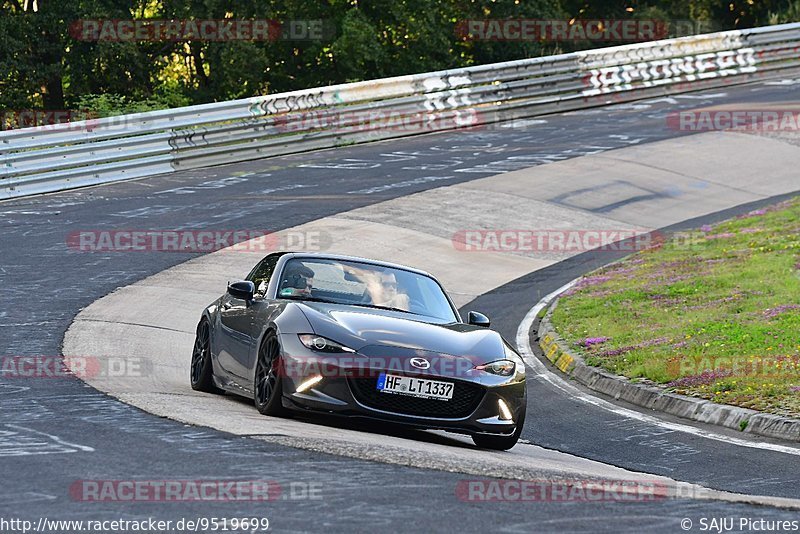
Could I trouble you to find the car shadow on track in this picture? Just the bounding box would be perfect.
[221,393,480,449]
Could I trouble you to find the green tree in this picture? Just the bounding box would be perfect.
[2,0,798,119]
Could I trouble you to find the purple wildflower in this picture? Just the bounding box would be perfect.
[685,293,745,310]
[563,275,614,295]
[668,369,733,388]
[599,337,669,357]
[576,337,610,347]
[661,257,703,268]
[764,305,800,318]
[649,294,684,307]
[700,224,713,233]
[584,289,619,298]
[645,273,693,288]
[790,386,800,393]
[605,267,637,276]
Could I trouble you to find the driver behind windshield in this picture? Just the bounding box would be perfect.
[367,270,410,311]
[278,264,315,298]
[340,264,411,311]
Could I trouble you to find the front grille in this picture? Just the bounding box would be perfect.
[348,375,485,419]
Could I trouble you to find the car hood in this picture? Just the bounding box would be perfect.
[295,302,509,364]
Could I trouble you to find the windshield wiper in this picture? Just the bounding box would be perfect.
[278,295,340,304]
[350,303,423,316]
[279,297,425,316]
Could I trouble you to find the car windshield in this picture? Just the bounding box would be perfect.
[277,258,458,322]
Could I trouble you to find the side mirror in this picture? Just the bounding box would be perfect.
[227,281,255,301]
[467,311,491,328]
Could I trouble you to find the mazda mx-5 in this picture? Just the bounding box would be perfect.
[190,252,526,450]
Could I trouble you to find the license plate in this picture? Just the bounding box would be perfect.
[376,373,454,401]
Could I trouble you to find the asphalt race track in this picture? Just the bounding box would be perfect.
[2,80,800,532]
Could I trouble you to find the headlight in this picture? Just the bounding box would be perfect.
[298,334,355,353]
[475,359,516,376]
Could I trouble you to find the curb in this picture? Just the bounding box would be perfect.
[536,298,800,443]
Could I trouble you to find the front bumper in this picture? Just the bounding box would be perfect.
[278,334,526,436]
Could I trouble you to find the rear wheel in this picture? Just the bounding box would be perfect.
[190,320,223,394]
[254,333,289,416]
[472,407,526,451]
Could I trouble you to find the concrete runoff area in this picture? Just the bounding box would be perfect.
[64,130,800,507]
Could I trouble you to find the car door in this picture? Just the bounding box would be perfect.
[216,291,256,380]
[217,253,285,379]
[237,299,281,377]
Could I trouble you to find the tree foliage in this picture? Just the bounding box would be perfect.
[0,0,797,118]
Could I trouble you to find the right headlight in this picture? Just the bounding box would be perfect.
[475,359,516,376]
[298,334,355,354]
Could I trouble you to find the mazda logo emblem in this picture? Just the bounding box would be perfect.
[410,357,430,370]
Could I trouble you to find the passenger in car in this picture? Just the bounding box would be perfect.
[279,264,315,298]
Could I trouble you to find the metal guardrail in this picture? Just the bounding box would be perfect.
[2,22,800,200]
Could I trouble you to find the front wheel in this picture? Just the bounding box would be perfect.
[190,320,223,394]
[472,407,525,451]
[254,333,289,416]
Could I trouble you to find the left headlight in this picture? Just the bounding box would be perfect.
[475,359,516,376]
[298,334,355,353]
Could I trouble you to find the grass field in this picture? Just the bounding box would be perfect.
[550,197,800,419]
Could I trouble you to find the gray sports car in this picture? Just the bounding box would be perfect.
[190,252,526,450]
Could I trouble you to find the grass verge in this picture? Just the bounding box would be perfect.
[550,197,800,418]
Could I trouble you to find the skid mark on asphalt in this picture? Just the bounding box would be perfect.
[153,175,251,195]
[349,175,456,195]
[0,384,30,395]
[0,424,94,456]
[549,179,672,213]
[605,419,702,465]
[0,394,268,455]
[0,492,57,505]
